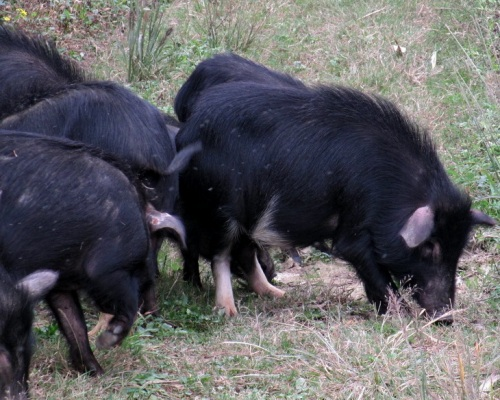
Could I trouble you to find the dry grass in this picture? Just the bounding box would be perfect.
[1,0,498,398]
[26,248,499,399]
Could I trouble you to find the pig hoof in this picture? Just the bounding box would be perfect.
[225,306,238,317]
[71,354,104,375]
[95,330,121,349]
[214,304,238,317]
[88,363,105,376]
[270,287,285,298]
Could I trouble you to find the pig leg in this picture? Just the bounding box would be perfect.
[336,234,397,314]
[87,252,157,338]
[181,237,203,289]
[139,281,157,316]
[232,241,285,298]
[88,275,155,338]
[357,266,398,314]
[287,247,303,266]
[350,257,399,314]
[248,252,285,298]
[180,220,203,288]
[183,252,202,288]
[46,291,103,375]
[212,250,237,317]
[87,271,140,349]
[230,246,276,283]
[256,247,276,282]
[140,250,158,315]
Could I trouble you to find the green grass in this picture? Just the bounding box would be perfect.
[4,0,500,398]
[125,0,174,82]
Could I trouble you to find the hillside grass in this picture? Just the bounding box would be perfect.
[2,0,499,399]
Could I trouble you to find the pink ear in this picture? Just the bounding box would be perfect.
[16,270,59,301]
[146,203,186,248]
[399,206,434,248]
[470,209,496,226]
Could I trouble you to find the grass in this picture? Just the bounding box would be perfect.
[125,0,174,82]
[3,0,500,398]
[189,0,271,52]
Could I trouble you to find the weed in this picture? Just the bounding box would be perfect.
[125,371,171,399]
[160,291,225,332]
[442,12,500,220]
[0,5,27,24]
[190,0,270,52]
[126,0,174,82]
[33,322,59,341]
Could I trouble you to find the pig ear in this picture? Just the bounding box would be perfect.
[146,205,187,248]
[165,141,202,175]
[399,206,434,248]
[166,124,180,140]
[470,209,496,226]
[16,270,59,301]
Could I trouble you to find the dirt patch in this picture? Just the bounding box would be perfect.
[273,246,498,305]
[274,248,367,302]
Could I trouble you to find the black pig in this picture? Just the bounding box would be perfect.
[0,131,185,375]
[176,79,496,321]
[174,53,309,287]
[174,52,305,123]
[0,27,84,120]
[0,268,58,400]
[0,27,191,296]
[0,27,181,211]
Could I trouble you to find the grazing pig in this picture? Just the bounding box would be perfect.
[0,27,181,208]
[0,131,185,375]
[0,268,58,400]
[175,78,496,321]
[174,53,307,287]
[0,26,189,292]
[174,52,306,122]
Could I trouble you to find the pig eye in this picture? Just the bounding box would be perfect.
[421,243,433,259]
[420,241,441,263]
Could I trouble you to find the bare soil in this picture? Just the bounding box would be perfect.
[274,249,367,302]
